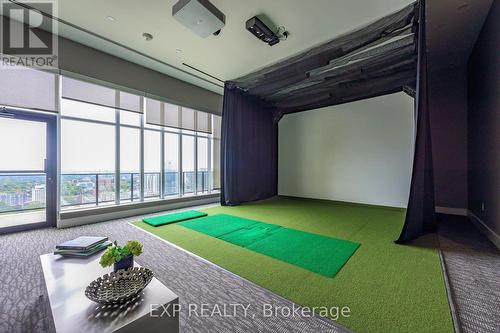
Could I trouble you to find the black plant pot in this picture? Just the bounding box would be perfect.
[113,255,134,272]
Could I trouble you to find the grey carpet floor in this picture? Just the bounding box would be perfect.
[437,215,500,333]
[1,208,498,333]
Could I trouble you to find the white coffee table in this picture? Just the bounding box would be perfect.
[40,253,179,333]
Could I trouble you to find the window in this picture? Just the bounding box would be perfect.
[212,140,220,191]
[164,132,179,196]
[58,77,219,211]
[120,126,141,202]
[0,117,47,214]
[61,117,115,207]
[120,110,141,127]
[212,115,222,191]
[0,118,46,171]
[3,74,220,214]
[144,130,161,199]
[182,135,195,194]
[61,99,115,123]
[197,137,209,193]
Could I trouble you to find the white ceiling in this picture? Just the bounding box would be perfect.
[44,0,415,94]
[7,0,490,93]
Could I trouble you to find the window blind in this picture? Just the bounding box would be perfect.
[0,66,57,112]
[145,98,213,133]
[181,107,196,131]
[212,115,222,139]
[163,103,180,127]
[119,91,142,113]
[62,76,142,113]
[196,110,211,134]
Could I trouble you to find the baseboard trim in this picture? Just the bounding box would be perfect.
[278,195,406,211]
[435,206,468,216]
[468,211,500,250]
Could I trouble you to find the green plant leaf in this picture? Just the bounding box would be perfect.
[99,240,143,267]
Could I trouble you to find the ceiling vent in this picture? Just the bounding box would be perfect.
[172,0,225,38]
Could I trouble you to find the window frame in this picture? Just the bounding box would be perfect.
[59,95,218,212]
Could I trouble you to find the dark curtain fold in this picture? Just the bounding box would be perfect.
[220,85,278,206]
[396,0,436,243]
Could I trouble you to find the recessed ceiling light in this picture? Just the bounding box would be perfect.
[142,33,153,41]
[106,16,115,22]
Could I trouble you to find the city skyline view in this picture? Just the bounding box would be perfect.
[0,168,212,213]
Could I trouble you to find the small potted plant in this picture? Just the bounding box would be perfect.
[99,240,143,272]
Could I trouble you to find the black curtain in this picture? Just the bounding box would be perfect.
[396,0,436,243]
[220,84,278,206]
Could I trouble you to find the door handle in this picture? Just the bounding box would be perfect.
[44,159,53,182]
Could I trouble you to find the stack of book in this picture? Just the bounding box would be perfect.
[54,236,111,258]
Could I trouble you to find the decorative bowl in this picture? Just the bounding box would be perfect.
[85,267,153,305]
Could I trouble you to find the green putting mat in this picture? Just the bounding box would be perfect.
[143,210,207,226]
[218,222,282,246]
[246,228,360,276]
[179,213,256,236]
[179,214,360,277]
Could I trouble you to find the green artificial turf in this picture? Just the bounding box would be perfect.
[133,197,454,333]
[179,214,360,276]
[142,210,207,226]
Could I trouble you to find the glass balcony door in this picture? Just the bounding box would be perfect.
[0,108,56,233]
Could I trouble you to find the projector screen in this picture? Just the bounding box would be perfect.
[278,92,415,208]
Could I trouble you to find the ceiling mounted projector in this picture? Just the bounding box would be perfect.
[172,0,225,38]
[246,16,280,46]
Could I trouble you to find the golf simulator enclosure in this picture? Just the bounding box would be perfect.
[179,214,360,277]
[133,197,454,333]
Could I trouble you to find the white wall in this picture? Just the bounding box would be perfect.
[278,92,415,208]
